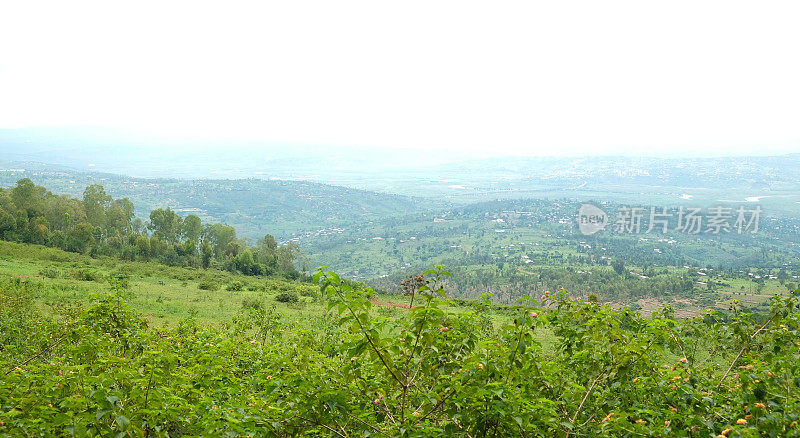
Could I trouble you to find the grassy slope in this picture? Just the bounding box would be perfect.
[0,241,527,330]
[0,241,325,326]
[1,239,789,328]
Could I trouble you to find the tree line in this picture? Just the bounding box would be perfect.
[0,178,302,278]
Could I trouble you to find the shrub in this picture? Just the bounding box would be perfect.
[226,281,244,292]
[38,267,61,279]
[241,298,263,310]
[4,265,800,437]
[275,292,299,303]
[69,268,103,282]
[198,280,219,291]
[109,272,131,288]
[280,270,300,280]
[298,287,316,297]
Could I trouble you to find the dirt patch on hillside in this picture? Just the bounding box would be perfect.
[633,298,701,319]
[516,267,540,277]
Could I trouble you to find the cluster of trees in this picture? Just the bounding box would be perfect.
[0,179,301,277]
[371,254,707,304]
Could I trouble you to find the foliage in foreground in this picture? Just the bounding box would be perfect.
[1,269,800,437]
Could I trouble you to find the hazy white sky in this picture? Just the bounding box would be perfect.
[1,1,799,157]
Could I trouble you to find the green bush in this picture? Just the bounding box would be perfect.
[274,292,299,303]
[226,281,244,292]
[198,280,219,291]
[38,266,61,279]
[3,265,800,437]
[109,272,131,288]
[69,268,103,282]
[298,286,316,297]
[241,298,263,310]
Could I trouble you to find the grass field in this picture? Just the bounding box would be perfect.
[0,241,323,325]
[3,238,790,331]
[0,241,529,329]
[4,239,799,436]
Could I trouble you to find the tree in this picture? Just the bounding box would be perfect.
[83,185,112,229]
[149,235,168,258]
[258,234,277,250]
[612,259,625,275]
[0,188,13,212]
[29,217,50,244]
[11,178,46,216]
[206,223,237,259]
[131,218,144,235]
[182,215,203,246]
[106,198,134,235]
[148,208,183,243]
[0,179,301,279]
[179,239,198,262]
[45,195,86,231]
[66,222,95,253]
[134,235,151,260]
[201,240,214,269]
[255,234,279,268]
[276,242,301,273]
[778,269,789,284]
[225,241,243,258]
[47,229,66,249]
[0,210,14,240]
[234,249,257,275]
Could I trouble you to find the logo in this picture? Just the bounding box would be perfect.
[577,203,608,236]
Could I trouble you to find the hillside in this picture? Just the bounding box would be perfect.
[0,164,432,241]
[0,240,319,325]
[2,239,800,436]
[4,174,798,319]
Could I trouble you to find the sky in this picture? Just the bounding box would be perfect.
[1,1,799,157]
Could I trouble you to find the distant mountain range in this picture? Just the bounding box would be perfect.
[3,126,799,231]
[3,126,798,184]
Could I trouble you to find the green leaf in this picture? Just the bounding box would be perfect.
[115,415,130,431]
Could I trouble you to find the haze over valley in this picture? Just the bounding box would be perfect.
[3,127,799,316]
